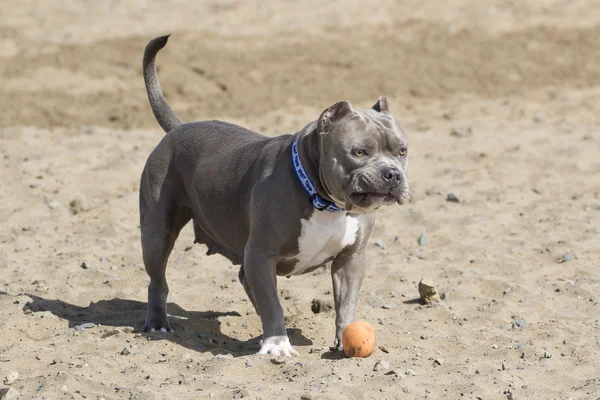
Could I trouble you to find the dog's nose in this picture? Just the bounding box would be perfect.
[381,166,402,186]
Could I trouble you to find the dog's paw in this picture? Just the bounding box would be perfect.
[258,335,299,357]
[331,337,344,352]
[142,320,174,333]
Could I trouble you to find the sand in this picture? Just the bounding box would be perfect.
[1,1,599,399]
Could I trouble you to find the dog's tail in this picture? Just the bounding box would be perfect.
[143,35,183,133]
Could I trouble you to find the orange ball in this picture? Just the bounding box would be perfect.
[342,321,376,358]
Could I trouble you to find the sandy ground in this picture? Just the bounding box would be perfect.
[1,1,600,399]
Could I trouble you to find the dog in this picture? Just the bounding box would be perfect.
[139,35,409,356]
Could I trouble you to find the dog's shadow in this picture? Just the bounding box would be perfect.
[23,295,312,357]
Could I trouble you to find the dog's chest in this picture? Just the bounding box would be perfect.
[285,212,359,276]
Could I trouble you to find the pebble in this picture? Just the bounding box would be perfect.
[492,344,498,349]
[405,369,416,376]
[231,277,239,283]
[101,329,121,338]
[0,387,19,400]
[418,234,427,247]
[47,200,60,210]
[446,193,460,203]
[75,322,96,332]
[382,303,396,310]
[543,352,552,359]
[120,347,130,356]
[517,344,526,350]
[434,358,444,366]
[367,292,385,308]
[245,359,253,367]
[270,358,286,365]
[502,361,507,370]
[3,372,18,385]
[103,276,117,284]
[373,360,390,371]
[214,354,234,360]
[80,262,88,269]
[69,198,88,215]
[393,236,400,244]
[311,298,333,314]
[374,240,385,249]
[241,322,249,328]
[232,389,249,399]
[559,253,576,263]
[571,193,582,200]
[418,279,439,304]
[513,319,528,328]
[384,369,400,376]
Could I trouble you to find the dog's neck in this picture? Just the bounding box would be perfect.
[295,123,340,208]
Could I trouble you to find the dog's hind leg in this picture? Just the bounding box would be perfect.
[140,190,191,333]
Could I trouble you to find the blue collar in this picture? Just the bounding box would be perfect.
[292,138,345,212]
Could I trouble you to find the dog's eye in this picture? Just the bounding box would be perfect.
[352,149,366,157]
[399,148,408,157]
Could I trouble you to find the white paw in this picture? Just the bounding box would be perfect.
[258,335,299,357]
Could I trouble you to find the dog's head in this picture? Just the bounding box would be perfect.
[316,97,409,214]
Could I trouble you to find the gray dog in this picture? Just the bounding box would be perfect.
[140,35,409,356]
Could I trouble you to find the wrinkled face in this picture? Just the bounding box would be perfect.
[319,109,408,214]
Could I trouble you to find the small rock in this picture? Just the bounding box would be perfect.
[77,322,96,330]
[492,344,498,349]
[571,193,582,200]
[103,276,117,284]
[513,319,528,328]
[69,198,88,215]
[214,354,234,360]
[418,234,427,247]
[501,361,507,370]
[405,369,416,376]
[3,372,18,385]
[434,358,444,366]
[80,262,88,269]
[232,388,249,399]
[384,369,400,376]
[245,359,253,367]
[47,200,60,210]
[378,345,389,354]
[241,322,249,328]
[418,279,439,304]
[382,303,396,310]
[231,277,239,283]
[311,298,333,314]
[520,352,525,360]
[374,240,385,249]
[367,292,385,308]
[559,253,576,263]
[101,329,121,338]
[373,360,390,371]
[393,236,400,244]
[543,352,552,359]
[270,358,286,365]
[517,344,526,350]
[60,385,68,392]
[446,193,460,203]
[120,347,130,356]
[0,387,19,400]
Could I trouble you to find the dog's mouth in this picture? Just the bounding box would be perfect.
[350,191,397,208]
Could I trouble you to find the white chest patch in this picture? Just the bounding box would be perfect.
[286,212,359,276]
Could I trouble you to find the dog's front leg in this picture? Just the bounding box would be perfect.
[244,242,299,357]
[331,251,367,351]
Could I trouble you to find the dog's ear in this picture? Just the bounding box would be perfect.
[372,96,389,113]
[318,101,354,133]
